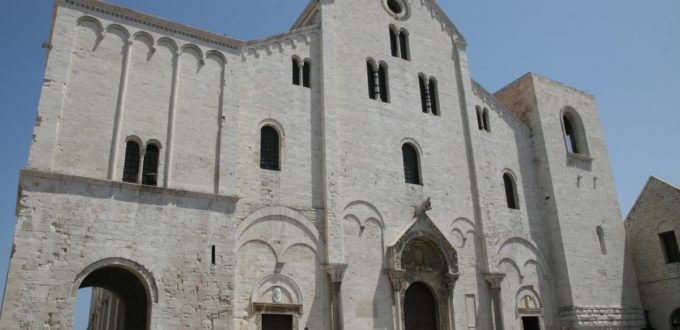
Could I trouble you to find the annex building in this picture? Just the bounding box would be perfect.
[0,0,647,329]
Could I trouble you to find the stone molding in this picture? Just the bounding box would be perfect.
[324,264,348,283]
[484,272,506,289]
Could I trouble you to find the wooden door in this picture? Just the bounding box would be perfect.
[404,282,437,330]
[262,314,292,330]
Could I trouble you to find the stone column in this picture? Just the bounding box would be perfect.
[445,273,460,330]
[484,273,506,330]
[388,269,406,330]
[325,264,348,330]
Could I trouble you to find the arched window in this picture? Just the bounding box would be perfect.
[596,226,607,255]
[419,75,428,113]
[389,27,399,57]
[562,109,588,155]
[260,126,280,171]
[367,61,377,100]
[402,144,421,185]
[302,60,311,88]
[503,172,518,209]
[378,63,389,103]
[292,57,301,86]
[142,144,159,186]
[428,78,439,116]
[399,29,409,60]
[483,108,491,132]
[122,140,140,183]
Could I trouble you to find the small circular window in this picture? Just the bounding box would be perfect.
[387,0,402,14]
[382,0,410,20]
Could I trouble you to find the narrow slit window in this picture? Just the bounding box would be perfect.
[483,109,491,132]
[292,58,301,86]
[419,76,428,113]
[659,231,680,263]
[123,141,140,183]
[378,64,388,103]
[211,245,216,265]
[367,62,377,100]
[597,226,607,255]
[142,144,159,186]
[302,60,311,88]
[429,79,439,115]
[390,28,399,57]
[399,30,409,60]
[503,173,518,209]
[260,126,280,171]
[402,144,421,185]
[476,106,484,130]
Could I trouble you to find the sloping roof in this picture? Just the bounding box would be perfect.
[625,176,680,222]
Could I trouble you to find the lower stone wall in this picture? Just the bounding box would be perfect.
[559,306,646,329]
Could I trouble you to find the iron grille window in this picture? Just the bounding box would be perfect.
[402,144,421,185]
[660,231,680,263]
[260,126,280,171]
[122,141,140,183]
[142,144,159,186]
[504,173,518,209]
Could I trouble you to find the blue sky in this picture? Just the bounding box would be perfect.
[1,0,678,327]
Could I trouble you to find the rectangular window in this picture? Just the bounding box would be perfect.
[660,231,680,263]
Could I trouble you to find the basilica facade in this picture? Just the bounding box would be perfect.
[0,0,646,329]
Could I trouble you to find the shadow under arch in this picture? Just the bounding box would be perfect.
[71,258,159,329]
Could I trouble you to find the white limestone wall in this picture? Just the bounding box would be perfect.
[471,83,559,329]
[625,178,680,330]
[0,171,237,329]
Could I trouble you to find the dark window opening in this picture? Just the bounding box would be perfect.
[142,144,159,186]
[660,231,680,263]
[367,62,377,100]
[419,76,428,113]
[399,30,409,60]
[378,64,388,103]
[302,61,311,88]
[260,126,280,171]
[597,226,607,255]
[404,282,437,330]
[390,28,399,57]
[428,79,438,115]
[292,58,300,86]
[262,314,293,330]
[402,144,421,185]
[670,309,680,330]
[563,116,578,154]
[521,316,541,330]
[503,173,518,209]
[211,245,216,265]
[123,141,140,183]
[476,107,484,130]
[387,0,403,14]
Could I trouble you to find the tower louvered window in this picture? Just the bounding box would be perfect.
[123,141,140,183]
[260,126,280,171]
[142,144,159,186]
[402,144,421,185]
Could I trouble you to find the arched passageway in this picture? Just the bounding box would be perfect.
[404,282,437,330]
[78,266,150,330]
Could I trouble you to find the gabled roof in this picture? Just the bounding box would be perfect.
[626,176,680,222]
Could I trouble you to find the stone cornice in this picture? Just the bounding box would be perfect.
[62,0,243,50]
[19,168,239,204]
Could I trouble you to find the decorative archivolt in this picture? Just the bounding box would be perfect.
[70,257,159,303]
[495,234,549,279]
[241,30,319,61]
[341,200,385,231]
[450,216,478,249]
[250,273,303,306]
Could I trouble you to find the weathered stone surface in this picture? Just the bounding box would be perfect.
[0,0,645,329]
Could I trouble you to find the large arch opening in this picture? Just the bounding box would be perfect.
[404,282,437,330]
[75,266,152,329]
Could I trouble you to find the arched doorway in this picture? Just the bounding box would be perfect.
[404,282,437,330]
[78,266,150,329]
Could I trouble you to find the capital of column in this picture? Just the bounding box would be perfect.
[445,272,460,291]
[325,263,348,283]
[484,272,505,290]
[387,269,406,292]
